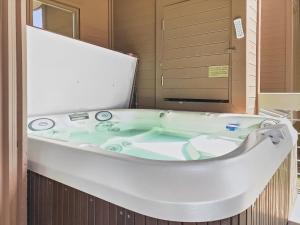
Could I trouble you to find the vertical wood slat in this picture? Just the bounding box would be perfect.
[27,172,32,225]
[246,208,251,225]
[46,177,53,225]
[220,218,231,225]
[57,183,63,225]
[126,209,135,225]
[39,177,44,225]
[146,217,158,225]
[117,206,125,225]
[157,220,169,225]
[135,213,146,225]
[35,174,39,225]
[95,199,110,225]
[0,1,27,225]
[239,211,247,225]
[28,154,291,225]
[169,222,181,225]
[68,188,75,225]
[52,180,58,225]
[88,196,96,225]
[231,216,239,225]
[109,204,118,225]
[63,186,70,225]
[183,222,196,225]
[79,191,89,225]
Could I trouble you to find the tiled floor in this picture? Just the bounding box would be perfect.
[289,194,300,225]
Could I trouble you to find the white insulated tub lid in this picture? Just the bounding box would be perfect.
[27,26,137,117]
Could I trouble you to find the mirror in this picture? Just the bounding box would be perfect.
[30,0,79,38]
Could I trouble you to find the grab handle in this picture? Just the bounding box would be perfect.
[259,125,287,145]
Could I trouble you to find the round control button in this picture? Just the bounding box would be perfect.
[95,111,113,121]
[28,118,55,131]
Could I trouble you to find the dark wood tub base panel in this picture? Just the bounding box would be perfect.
[28,156,291,225]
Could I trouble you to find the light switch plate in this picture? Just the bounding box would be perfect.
[233,18,245,39]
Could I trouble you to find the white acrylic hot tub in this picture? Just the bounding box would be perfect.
[27,109,298,222]
[26,26,298,223]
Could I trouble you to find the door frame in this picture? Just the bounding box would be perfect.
[0,0,27,225]
[286,0,294,91]
[288,0,300,92]
[26,0,80,39]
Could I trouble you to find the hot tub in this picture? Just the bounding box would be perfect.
[27,109,297,223]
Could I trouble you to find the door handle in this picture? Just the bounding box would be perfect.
[225,47,236,54]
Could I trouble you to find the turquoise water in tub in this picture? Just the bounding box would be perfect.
[28,111,267,161]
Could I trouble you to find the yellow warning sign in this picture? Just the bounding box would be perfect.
[208,65,229,78]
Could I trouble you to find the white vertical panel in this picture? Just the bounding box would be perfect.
[259,93,300,111]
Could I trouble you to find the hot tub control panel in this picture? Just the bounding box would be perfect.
[69,112,89,121]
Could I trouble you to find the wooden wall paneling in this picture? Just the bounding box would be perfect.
[28,154,291,225]
[260,0,295,92]
[114,0,257,113]
[0,0,27,225]
[27,0,112,48]
[113,0,156,108]
[155,0,249,113]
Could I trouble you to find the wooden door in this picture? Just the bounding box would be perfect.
[156,0,232,108]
